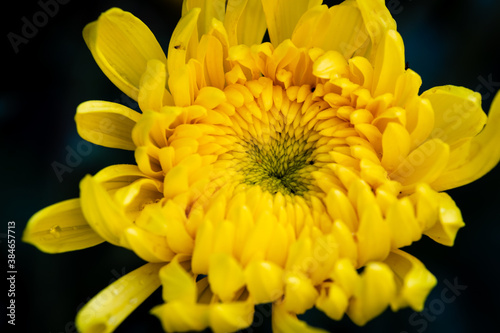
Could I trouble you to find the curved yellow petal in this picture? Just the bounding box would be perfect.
[292,2,368,59]
[159,257,197,303]
[151,302,209,332]
[79,174,132,246]
[384,250,437,312]
[316,283,349,321]
[208,253,246,302]
[371,29,405,96]
[124,225,175,263]
[225,0,266,46]
[23,199,104,253]
[431,91,500,190]
[209,299,255,333]
[272,302,327,333]
[282,272,319,314]
[76,262,163,333]
[422,85,487,145]
[182,0,225,37]
[424,192,465,246]
[262,0,322,46]
[347,262,396,326]
[76,101,141,150]
[139,59,173,111]
[83,8,167,100]
[244,261,284,303]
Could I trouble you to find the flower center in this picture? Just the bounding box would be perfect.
[237,133,317,196]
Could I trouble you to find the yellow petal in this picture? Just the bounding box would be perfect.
[83,8,167,100]
[183,0,225,37]
[316,283,349,321]
[424,193,465,246]
[384,250,437,311]
[272,302,327,333]
[372,29,405,96]
[422,85,486,145]
[390,138,450,193]
[356,201,391,266]
[208,253,246,302]
[356,0,396,59]
[209,300,255,333]
[282,272,319,314]
[347,262,396,326]
[123,225,175,263]
[75,101,141,150]
[431,91,500,190]
[159,257,197,303]
[79,174,132,246]
[244,261,284,303]
[262,0,322,46]
[23,199,104,253]
[225,0,266,46]
[151,302,209,332]
[292,2,367,59]
[76,262,163,333]
[139,59,173,112]
[381,122,411,172]
[386,198,421,248]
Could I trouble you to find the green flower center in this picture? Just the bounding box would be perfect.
[237,134,317,196]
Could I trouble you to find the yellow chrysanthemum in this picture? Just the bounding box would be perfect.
[23,0,500,332]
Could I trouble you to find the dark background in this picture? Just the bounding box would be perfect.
[1,0,500,332]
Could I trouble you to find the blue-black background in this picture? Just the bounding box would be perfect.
[1,0,500,332]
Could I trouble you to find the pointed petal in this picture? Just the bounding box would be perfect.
[139,59,173,112]
[431,91,500,190]
[272,302,327,333]
[79,174,132,246]
[225,0,266,46]
[159,257,197,303]
[282,272,319,314]
[151,302,209,332]
[262,0,322,46]
[208,253,246,302]
[123,225,175,263]
[347,262,396,326]
[83,8,167,100]
[209,299,255,333]
[76,263,163,333]
[372,29,405,96]
[23,199,104,253]
[75,101,141,150]
[244,261,284,303]
[424,193,465,246]
[385,250,437,312]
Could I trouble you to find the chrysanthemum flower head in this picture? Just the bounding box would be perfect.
[24,0,500,332]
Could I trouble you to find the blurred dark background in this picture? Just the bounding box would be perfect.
[1,0,499,332]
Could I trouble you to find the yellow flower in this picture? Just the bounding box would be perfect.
[23,0,500,332]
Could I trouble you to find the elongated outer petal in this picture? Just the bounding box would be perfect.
[76,262,163,333]
[80,175,132,246]
[261,0,322,46]
[384,250,437,311]
[123,225,175,263]
[182,0,225,37]
[372,29,405,97]
[422,86,486,145]
[424,193,465,246]
[83,8,167,100]
[225,0,267,46]
[23,199,104,253]
[139,59,174,111]
[347,262,396,326]
[272,302,327,333]
[168,8,201,107]
[432,91,500,190]
[356,0,396,59]
[76,101,141,150]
